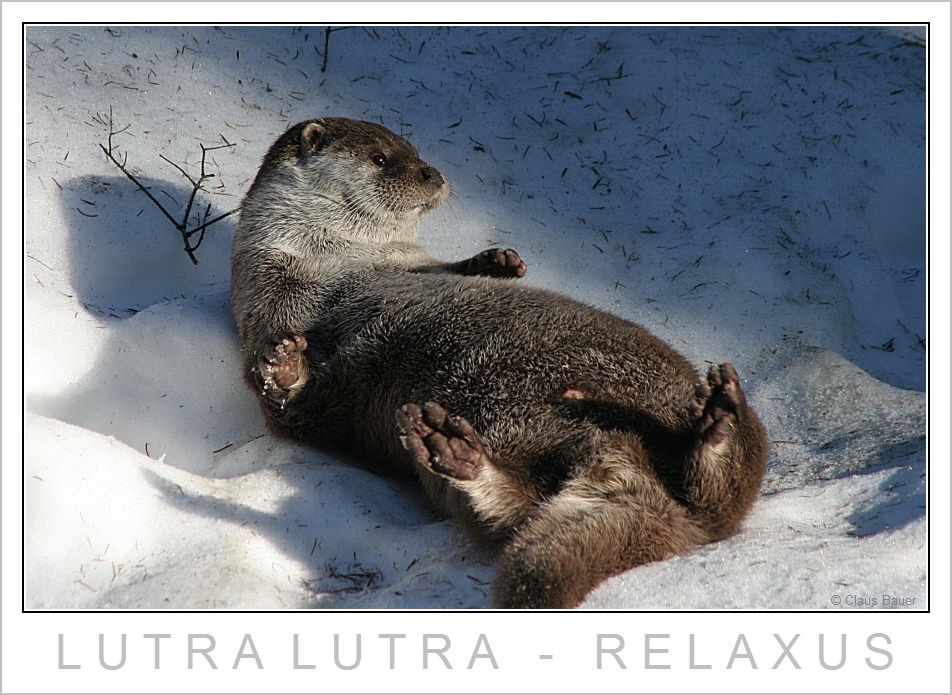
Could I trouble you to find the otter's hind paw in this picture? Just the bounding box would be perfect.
[255,333,309,399]
[690,362,747,447]
[465,248,527,279]
[395,402,488,481]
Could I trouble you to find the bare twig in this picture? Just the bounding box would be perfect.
[322,26,332,72]
[99,106,237,264]
[320,26,356,73]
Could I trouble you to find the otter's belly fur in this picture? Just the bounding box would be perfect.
[303,272,697,468]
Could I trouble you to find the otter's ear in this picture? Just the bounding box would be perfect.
[300,122,326,155]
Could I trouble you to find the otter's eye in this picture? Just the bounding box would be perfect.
[371,153,387,167]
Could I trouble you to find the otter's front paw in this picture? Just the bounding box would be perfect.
[465,248,527,279]
[254,333,309,400]
[395,402,488,481]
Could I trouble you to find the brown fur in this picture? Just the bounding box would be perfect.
[230,117,768,609]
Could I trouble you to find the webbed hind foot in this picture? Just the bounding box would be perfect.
[254,333,309,404]
[395,402,488,481]
[690,362,747,447]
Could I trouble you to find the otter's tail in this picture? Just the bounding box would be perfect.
[492,480,709,609]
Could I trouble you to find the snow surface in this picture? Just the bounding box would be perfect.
[21,25,928,610]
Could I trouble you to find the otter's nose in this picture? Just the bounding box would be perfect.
[420,166,445,187]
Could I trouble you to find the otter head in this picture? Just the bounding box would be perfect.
[248,117,450,245]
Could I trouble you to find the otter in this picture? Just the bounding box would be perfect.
[230,117,768,609]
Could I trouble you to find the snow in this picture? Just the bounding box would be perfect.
[17,23,932,615]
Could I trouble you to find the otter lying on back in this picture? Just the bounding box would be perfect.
[231,117,768,609]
